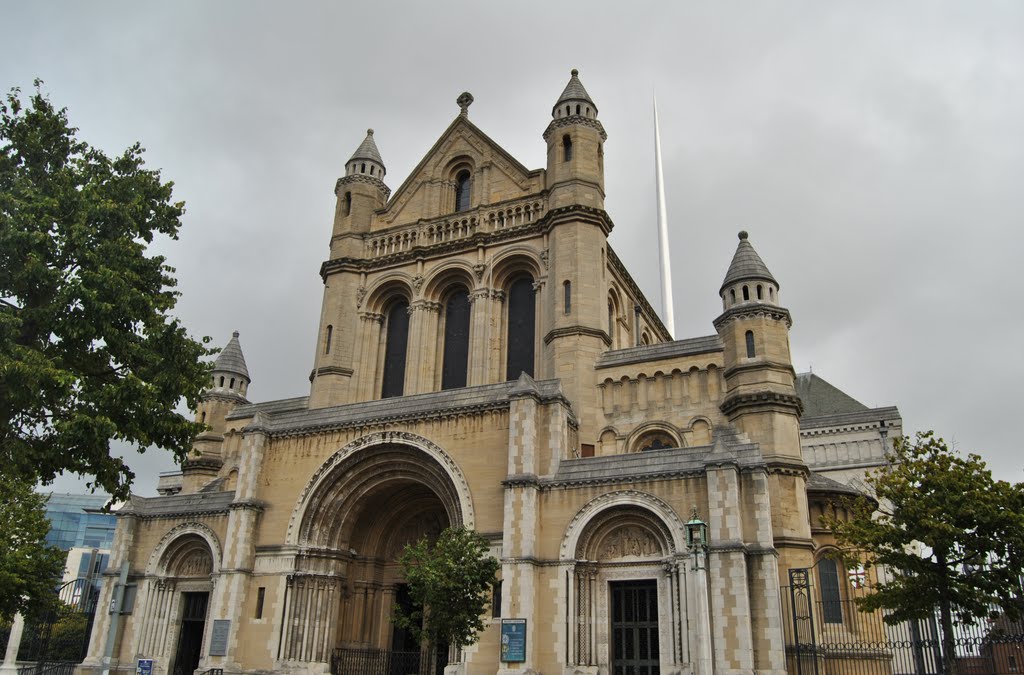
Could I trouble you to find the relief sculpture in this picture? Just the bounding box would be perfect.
[599,526,661,560]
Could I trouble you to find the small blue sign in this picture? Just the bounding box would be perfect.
[137,659,153,675]
[500,618,526,663]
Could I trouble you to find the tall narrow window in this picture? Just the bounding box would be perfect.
[381,300,410,398]
[818,559,843,624]
[324,325,333,354]
[608,301,615,343]
[255,587,266,619]
[506,277,535,380]
[344,192,351,216]
[441,288,471,390]
[742,285,750,301]
[563,280,571,314]
[563,134,573,162]
[745,330,756,358]
[757,284,763,300]
[730,289,736,304]
[455,170,471,212]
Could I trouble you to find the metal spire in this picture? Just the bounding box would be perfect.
[654,93,676,337]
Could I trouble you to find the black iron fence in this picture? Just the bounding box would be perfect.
[330,647,446,675]
[782,567,1024,675]
[0,578,98,675]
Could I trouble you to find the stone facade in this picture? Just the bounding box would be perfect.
[81,71,900,675]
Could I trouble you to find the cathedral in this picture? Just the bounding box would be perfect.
[81,70,901,675]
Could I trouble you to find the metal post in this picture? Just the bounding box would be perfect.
[100,561,129,675]
[0,613,25,675]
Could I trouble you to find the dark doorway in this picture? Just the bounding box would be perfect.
[173,592,209,675]
[610,580,660,675]
[391,584,418,653]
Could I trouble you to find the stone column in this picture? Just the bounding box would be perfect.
[354,312,383,400]
[203,416,268,671]
[407,300,440,394]
[467,288,490,386]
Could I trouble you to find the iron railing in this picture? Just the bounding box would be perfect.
[330,647,446,675]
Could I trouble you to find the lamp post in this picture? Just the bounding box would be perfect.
[684,508,712,673]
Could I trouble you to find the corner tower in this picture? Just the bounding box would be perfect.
[330,129,390,258]
[544,69,606,210]
[714,231,813,573]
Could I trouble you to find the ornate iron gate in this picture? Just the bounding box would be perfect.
[782,566,1024,675]
[0,578,99,675]
[610,580,660,675]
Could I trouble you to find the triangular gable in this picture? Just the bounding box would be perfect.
[380,115,542,226]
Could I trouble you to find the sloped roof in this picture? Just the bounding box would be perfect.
[806,471,866,497]
[795,372,868,418]
[214,331,250,381]
[553,68,597,115]
[720,230,778,292]
[348,128,385,169]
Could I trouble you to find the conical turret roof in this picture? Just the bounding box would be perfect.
[553,68,597,116]
[214,331,250,381]
[720,231,778,293]
[348,128,385,169]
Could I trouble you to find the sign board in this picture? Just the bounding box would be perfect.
[209,619,231,656]
[136,659,153,675]
[500,618,526,663]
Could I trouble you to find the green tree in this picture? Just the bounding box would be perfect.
[826,431,1024,675]
[0,81,212,500]
[0,473,65,622]
[395,526,501,655]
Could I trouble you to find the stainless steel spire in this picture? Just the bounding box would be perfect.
[654,94,675,337]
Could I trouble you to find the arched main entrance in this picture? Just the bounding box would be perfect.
[282,433,473,668]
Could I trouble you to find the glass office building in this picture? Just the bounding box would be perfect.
[44,493,117,552]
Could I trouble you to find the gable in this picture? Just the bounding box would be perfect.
[377,116,544,228]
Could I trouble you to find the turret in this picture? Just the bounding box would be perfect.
[186,331,251,492]
[196,331,250,435]
[714,232,802,460]
[331,129,390,257]
[544,69,606,209]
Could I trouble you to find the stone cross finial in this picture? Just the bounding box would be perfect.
[457,92,474,117]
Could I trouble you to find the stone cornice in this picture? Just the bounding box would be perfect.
[542,115,608,142]
[721,360,797,381]
[543,325,611,346]
[713,303,793,331]
[314,365,354,378]
[201,390,249,405]
[181,456,223,472]
[335,173,391,200]
[720,391,804,417]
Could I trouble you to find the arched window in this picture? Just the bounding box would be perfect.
[563,280,571,314]
[818,559,843,624]
[575,104,581,115]
[769,287,775,301]
[361,163,366,173]
[730,289,736,304]
[563,135,573,162]
[742,285,750,301]
[455,170,471,212]
[200,411,206,424]
[757,284,763,300]
[219,376,224,387]
[745,330,756,358]
[381,300,410,398]
[441,288,471,390]
[506,277,535,380]
[608,300,615,345]
[230,377,235,389]
[324,325,333,354]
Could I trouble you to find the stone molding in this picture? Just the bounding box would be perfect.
[720,391,803,417]
[334,173,391,199]
[712,303,793,331]
[145,522,223,576]
[605,246,671,342]
[542,115,608,142]
[542,325,612,346]
[313,365,354,378]
[559,490,686,560]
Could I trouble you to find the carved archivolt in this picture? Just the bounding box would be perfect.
[560,490,685,561]
[146,522,222,577]
[286,431,475,548]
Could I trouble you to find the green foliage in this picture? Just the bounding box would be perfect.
[395,526,500,650]
[0,473,65,622]
[0,81,213,500]
[827,431,1024,627]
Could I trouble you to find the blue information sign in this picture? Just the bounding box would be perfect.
[500,618,527,663]
[136,659,153,675]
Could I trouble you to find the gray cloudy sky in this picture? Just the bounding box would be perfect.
[5,1,1023,494]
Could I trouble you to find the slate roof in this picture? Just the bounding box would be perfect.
[795,372,867,418]
[720,231,778,292]
[214,331,250,381]
[553,69,597,115]
[596,335,724,369]
[123,490,235,518]
[806,471,866,497]
[348,128,385,170]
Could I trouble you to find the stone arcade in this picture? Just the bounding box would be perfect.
[81,70,900,675]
